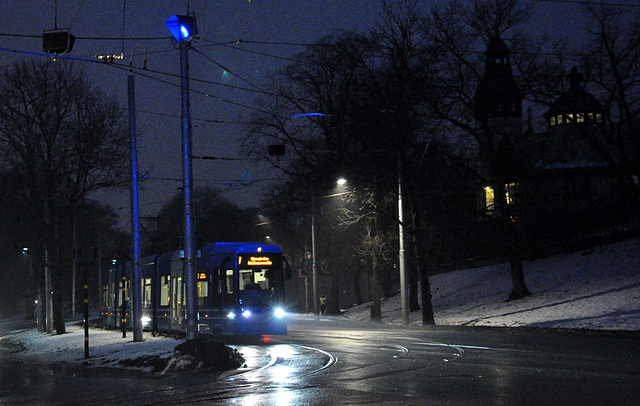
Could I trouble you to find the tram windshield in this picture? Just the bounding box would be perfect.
[237,253,283,307]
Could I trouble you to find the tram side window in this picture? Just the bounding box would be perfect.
[119,280,130,305]
[226,269,234,293]
[102,284,110,308]
[173,277,184,309]
[160,275,171,306]
[142,278,152,307]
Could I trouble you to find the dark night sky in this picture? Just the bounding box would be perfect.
[0,0,636,230]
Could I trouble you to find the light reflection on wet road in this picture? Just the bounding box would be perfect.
[2,316,640,405]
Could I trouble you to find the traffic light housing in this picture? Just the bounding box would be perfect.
[165,14,197,42]
[42,30,76,55]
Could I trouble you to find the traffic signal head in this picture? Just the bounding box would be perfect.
[42,30,76,55]
[165,14,197,42]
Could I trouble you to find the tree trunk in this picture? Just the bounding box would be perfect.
[507,254,530,301]
[420,270,435,325]
[370,252,382,323]
[409,261,421,312]
[52,243,66,334]
[494,181,531,301]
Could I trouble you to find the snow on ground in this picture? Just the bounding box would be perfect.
[2,325,179,372]
[2,237,639,370]
[345,237,640,331]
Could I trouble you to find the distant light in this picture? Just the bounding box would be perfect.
[291,113,327,119]
[337,178,347,186]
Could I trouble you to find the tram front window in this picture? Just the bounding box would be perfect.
[239,268,270,306]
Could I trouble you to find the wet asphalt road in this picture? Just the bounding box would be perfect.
[2,315,640,405]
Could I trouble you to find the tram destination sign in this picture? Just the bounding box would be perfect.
[239,255,274,266]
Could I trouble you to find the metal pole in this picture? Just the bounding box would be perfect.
[128,75,143,342]
[180,40,197,340]
[83,259,89,359]
[305,276,309,314]
[121,276,127,338]
[45,248,53,334]
[398,158,409,325]
[311,195,318,315]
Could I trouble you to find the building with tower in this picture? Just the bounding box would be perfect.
[472,36,634,254]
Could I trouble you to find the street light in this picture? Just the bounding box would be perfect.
[310,178,350,315]
[166,13,198,340]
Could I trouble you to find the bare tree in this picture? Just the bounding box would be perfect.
[0,60,129,334]
[580,6,640,214]
[339,188,395,322]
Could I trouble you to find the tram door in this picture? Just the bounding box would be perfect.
[171,276,184,328]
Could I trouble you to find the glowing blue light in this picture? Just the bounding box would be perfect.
[180,25,190,39]
[291,113,327,119]
[166,14,196,42]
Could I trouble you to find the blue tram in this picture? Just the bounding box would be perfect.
[101,242,290,336]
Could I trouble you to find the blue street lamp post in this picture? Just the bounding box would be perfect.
[166,14,198,340]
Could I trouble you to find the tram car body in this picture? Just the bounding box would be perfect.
[102,242,289,336]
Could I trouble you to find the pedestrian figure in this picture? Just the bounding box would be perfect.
[319,294,327,315]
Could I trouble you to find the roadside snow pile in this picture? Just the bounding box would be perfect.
[161,336,245,373]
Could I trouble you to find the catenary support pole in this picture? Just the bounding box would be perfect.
[398,158,409,325]
[180,40,198,340]
[128,74,143,342]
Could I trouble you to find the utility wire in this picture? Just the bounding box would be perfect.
[537,0,640,7]
[191,47,267,93]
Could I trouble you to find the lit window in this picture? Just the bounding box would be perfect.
[567,113,574,122]
[577,113,584,123]
[588,112,594,122]
[505,183,519,205]
[160,275,170,306]
[596,113,603,123]
[142,278,152,307]
[550,116,556,126]
[557,115,563,124]
[197,280,209,307]
[484,186,495,214]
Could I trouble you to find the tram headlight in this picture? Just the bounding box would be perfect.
[227,311,236,319]
[242,310,251,318]
[141,315,152,325]
[274,307,286,319]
